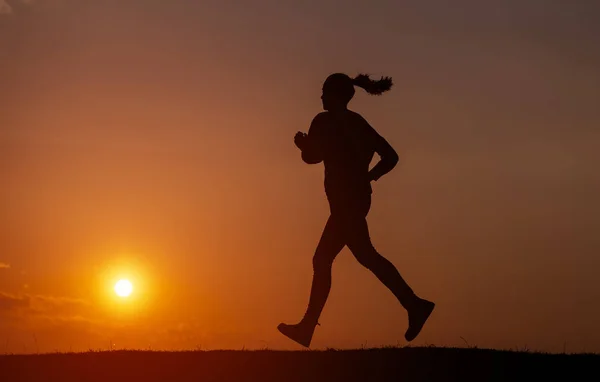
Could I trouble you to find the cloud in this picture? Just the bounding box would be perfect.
[0,1,11,14]
[0,292,29,311]
[0,262,10,269]
[0,290,254,352]
[28,294,92,317]
[1,0,48,15]
[1,0,25,14]
[0,291,91,319]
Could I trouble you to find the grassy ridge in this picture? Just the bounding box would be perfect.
[1,347,598,381]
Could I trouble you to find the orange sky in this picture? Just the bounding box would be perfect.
[1,0,599,353]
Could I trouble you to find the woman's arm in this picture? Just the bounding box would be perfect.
[364,119,399,181]
[296,113,326,164]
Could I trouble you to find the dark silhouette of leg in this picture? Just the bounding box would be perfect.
[302,215,346,325]
[345,217,434,341]
[345,217,416,308]
[278,215,345,347]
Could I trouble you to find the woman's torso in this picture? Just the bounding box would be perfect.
[319,111,376,199]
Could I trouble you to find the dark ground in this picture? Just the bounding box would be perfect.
[0,347,598,382]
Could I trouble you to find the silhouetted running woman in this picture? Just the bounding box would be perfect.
[278,73,434,348]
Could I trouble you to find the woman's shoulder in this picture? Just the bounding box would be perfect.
[312,111,330,122]
[309,112,333,131]
[311,110,367,128]
[347,109,367,122]
[314,110,364,120]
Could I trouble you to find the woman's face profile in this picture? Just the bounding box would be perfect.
[321,88,333,111]
[321,84,344,111]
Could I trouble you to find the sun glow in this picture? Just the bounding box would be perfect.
[114,279,133,297]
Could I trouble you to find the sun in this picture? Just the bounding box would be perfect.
[114,279,133,297]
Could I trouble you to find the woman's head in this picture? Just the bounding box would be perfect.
[321,73,393,111]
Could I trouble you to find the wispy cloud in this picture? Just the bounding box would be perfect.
[0,262,10,269]
[1,0,38,15]
[0,290,259,352]
[0,291,92,317]
[0,292,29,311]
[0,1,11,14]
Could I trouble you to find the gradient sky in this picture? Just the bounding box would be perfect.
[1,0,599,354]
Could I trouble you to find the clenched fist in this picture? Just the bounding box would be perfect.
[294,131,307,150]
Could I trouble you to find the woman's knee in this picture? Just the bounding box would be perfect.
[312,251,335,272]
[352,247,381,269]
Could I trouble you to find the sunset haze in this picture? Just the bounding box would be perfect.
[1,0,599,354]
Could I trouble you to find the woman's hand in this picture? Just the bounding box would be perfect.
[294,131,307,150]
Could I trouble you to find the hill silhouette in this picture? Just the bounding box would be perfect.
[0,347,597,381]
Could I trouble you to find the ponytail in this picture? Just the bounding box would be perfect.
[352,74,393,95]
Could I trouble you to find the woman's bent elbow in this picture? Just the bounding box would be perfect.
[388,153,399,168]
